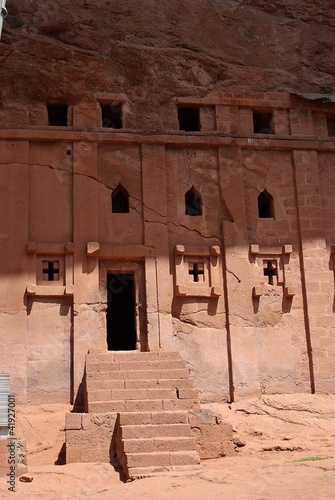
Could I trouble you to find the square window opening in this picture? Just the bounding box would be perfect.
[327,116,335,137]
[47,104,68,126]
[253,111,275,134]
[178,106,201,132]
[101,103,123,129]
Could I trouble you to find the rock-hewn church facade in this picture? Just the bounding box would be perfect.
[1,91,335,407]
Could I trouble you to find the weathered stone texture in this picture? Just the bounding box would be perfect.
[189,409,234,459]
[1,0,335,109]
[65,412,117,463]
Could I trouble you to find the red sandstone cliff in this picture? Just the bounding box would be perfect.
[0,0,334,106]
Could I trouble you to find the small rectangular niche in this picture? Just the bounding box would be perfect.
[178,106,201,132]
[327,116,335,137]
[253,111,275,134]
[101,103,123,129]
[47,103,69,126]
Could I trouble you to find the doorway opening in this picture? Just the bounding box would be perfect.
[106,273,136,350]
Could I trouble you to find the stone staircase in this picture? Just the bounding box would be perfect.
[85,351,201,479]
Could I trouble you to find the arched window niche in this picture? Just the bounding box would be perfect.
[185,186,202,216]
[112,184,129,213]
[258,189,275,219]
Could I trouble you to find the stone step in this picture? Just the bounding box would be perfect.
[87,378,193,391]
[86,368,190,381]
[87,351,182,362]
[119,411,189,426]
[120,423,191,439]
[86,360,186,372]
[127,464,202,479]
[88,399,200,413]
[122,450,200,468]
[122,437,196,453]
[88,388,178,402]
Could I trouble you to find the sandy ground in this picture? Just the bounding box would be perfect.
[1,394,335,499]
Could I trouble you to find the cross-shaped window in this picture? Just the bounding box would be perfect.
[263,260,277,285]
[188,262,204,282]
[42,261,60,282]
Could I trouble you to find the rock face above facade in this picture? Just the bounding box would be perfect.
[1,0,335,106]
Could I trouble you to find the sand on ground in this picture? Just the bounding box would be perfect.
[1,394,334,500]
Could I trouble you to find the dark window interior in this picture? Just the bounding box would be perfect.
[327,116,335,137]
[263,260,277,285]
[101,103,123,129]
[258,189,275,219]
[185,187,202,216]
[47,104,68,126]
[112,185,129,213]
[253,111,275,134]
[178,106,201,132]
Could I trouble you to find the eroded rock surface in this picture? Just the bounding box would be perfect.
[1,0,335,108]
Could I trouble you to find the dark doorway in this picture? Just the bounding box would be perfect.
[106,274,136,351]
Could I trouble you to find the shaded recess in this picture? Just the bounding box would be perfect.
[112,185,129,213]
[47,104,68,126]
[253,111,275,134]
[327,116,335,137]
[106,274,136,351]
[258,189,274,219]
[178,107,201,132]
[185,186,202,216]
[101,103,123,129]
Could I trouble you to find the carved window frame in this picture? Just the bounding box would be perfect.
[175,245,222,298]
[26,242,74,296]
[250,244,295,298]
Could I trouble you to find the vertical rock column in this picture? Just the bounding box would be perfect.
[0,140,29,403]
[141,145,173,351]
[218,145,261,399]
[293,149,334,393]
[73,138,100,407]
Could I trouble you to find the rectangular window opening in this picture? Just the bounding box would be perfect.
[178,106,201,132]
[47,103,68,127]
[253,111,275,134]
[327,116,335,137]
[101,103,123,129]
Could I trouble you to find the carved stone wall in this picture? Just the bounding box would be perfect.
[1,92,335,404]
